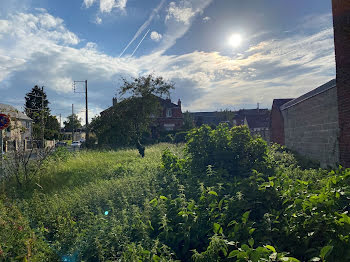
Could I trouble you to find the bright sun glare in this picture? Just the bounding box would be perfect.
[229,34,242,47]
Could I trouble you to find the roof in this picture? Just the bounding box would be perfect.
[281,79,336,111]
[245,114,270,129]
[236,109,270,117]
[190,112,230,125]
[272,99,294,110]
[158,97,180,109]
[0,103,32,121]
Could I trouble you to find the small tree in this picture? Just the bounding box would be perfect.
[183,111,195,130]
[64,114,82,132]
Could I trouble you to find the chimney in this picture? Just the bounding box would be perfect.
[332,0,350,167]
[113,97,118,106]
[178,99,182,109]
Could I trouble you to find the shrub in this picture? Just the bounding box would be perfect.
[186,124,267,176]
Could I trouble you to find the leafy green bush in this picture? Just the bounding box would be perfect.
[186,124,267,176]
[0,197,56,261]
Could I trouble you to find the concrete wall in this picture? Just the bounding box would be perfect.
[281,85,339,167]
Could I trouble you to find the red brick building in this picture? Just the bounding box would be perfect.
[105,97,183,132]
[332,0,350,167]
[154,97,183,131]
[270,99,293,145]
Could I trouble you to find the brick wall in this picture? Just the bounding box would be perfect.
[281,84,339,167]
[270,104,284,145]
[270,99,293,145]
[332,0,350,167]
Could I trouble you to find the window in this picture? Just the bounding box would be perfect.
[166,108,172,118]
[26,121,30,129]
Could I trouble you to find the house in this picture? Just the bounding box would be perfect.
[0,103,33,151]
[189,108,270,141]
[234,109,270,142]
[154,97,184,131]
[190,112,225,126]
[270,99,294,145]
[104,97,184,132]
[243,114,270,142]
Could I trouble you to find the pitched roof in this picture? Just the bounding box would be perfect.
[280,79,336,111]
[272,99,294,110]
[157,97,179,109]
[0,103,32,121]
[245,114,270,129]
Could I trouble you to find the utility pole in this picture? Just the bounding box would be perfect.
[0,129,3,178]
[85,80,89,141]
[74,80,89,141]
[72,104,74,143]
[41,86,45,148]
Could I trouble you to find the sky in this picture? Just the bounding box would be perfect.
[0,0,335,125]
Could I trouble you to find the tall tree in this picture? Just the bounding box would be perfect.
[24,86,51,140]
[90,74,174,148]
[64,114,82,132]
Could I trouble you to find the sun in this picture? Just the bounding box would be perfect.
[229,34,242,47]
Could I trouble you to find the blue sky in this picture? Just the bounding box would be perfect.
[0,0,335,124]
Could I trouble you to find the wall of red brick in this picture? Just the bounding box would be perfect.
[270,104,285,145]
[333,0,350,167]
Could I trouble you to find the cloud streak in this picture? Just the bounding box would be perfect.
[119,0,166,57]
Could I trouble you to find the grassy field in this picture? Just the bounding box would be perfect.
[1,129,350,262]
[1,143,183,261]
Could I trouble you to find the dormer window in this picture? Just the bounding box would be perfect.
[166,108,172,118]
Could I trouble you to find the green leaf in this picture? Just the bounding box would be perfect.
[159,195,168,200]
[152,254,161,262]
[242,211,250,224]
[227,250,240,258]
[265,245,276,253]
[249,228,256,235]
[149,198,158,207]
[213,223,221,234]
[320,246,333,259]
[208,191,218,196]
[248,238,254,248]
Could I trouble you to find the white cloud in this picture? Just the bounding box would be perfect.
[150,31,162,42]
[84,0,127,13]
[203,16,210,22]
[84,0,96,8]
[166,1,195,25]
[0,9,336,118]
[159,0,213,53]
[95,16,102,24]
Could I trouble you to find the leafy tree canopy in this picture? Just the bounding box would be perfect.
[90,74,174,148]
[24,85,59,140]
[64,114,82,132]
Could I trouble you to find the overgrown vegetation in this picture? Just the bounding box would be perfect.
[1,125,349,261]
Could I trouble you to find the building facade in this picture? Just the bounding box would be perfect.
[333,0,350,167]
[0,103,33,151]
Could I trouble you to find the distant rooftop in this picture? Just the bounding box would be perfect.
[0,103,32,121]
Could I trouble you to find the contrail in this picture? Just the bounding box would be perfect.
[119,0,166,57]
[131,29,150,57]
